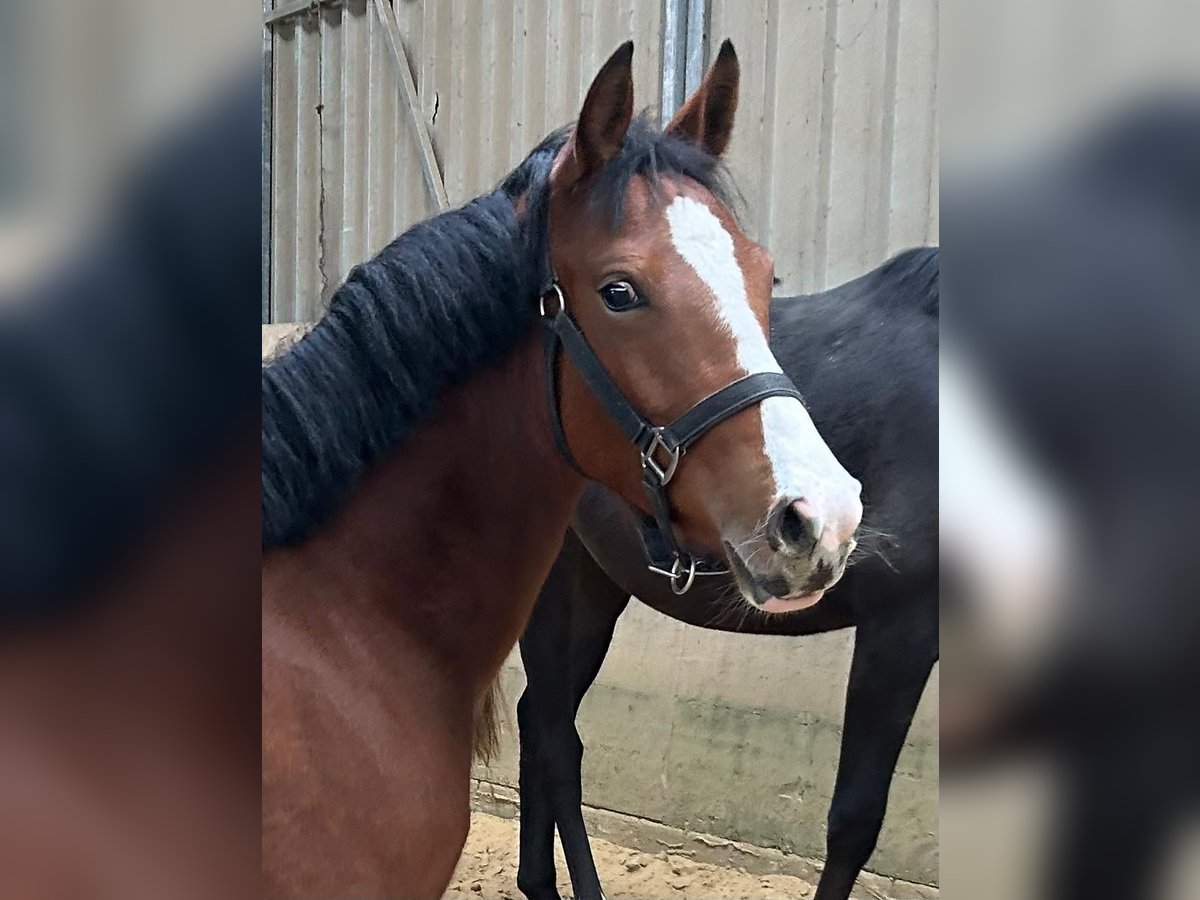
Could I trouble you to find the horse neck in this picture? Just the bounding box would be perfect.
[264,330,582,692]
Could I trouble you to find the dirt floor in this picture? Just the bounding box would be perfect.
[447,812,912,900]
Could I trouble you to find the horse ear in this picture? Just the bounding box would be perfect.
[556,42,635,185]
[665,39,739,157]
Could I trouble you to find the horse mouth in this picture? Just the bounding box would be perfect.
[723,542,827,614]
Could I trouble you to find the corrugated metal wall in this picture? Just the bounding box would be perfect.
[268,0,664,321]
[267,0,938,318]
[711,0,938,293]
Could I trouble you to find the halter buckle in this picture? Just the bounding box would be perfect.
[539,282,565,319]
[641,429,681,485]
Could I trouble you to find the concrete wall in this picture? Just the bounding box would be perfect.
[474,602,939,886]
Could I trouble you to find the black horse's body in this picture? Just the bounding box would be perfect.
[516,249,939,900]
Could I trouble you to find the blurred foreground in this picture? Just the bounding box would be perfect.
[940,2,1200,898]
[1,2,260,898]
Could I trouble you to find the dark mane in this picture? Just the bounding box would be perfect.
[262,114,728,549]
[260,191,539,549]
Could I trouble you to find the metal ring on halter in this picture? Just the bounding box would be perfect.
[649,561,729,579]
[668,554,697,594]
[648,557,699,592]
[539,282,565,318]
[641,429,682,485]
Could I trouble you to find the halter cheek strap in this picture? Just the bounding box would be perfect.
[540,280,805,594]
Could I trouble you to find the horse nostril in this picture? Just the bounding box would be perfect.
[775,498,820,555]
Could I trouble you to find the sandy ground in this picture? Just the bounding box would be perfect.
[446,812,887,900]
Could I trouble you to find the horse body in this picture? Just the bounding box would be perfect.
[517,249,939,900]
[262,41,860,896]
[263,336,581,896]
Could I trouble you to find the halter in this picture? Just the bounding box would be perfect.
[539,280,805,594]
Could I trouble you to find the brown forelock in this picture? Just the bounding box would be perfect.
[548,174,779,555]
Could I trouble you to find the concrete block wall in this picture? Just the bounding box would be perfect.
[475,601,939,887]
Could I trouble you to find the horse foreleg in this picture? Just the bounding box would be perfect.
[515,688,565,900]
[516,541,579,900]
[517,533,628,900]
[814,607,937,900]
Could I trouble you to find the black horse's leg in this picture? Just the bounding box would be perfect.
[814,606,937,900]
[516,537,579,900]
[517,533,629,900]
[554,547,631,900]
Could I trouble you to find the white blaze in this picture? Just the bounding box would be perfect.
[664,195,860,528]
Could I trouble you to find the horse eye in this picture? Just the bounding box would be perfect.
[599,281,644,312]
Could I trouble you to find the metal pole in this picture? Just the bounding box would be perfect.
[660,0,687,124]
[683,0,708,96]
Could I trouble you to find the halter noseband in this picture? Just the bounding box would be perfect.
[539,279,805,594]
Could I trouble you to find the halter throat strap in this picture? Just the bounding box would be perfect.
[539,280,805,593]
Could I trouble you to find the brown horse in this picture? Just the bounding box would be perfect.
[261,41,862,898]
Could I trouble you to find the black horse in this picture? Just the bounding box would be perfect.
[515,248,938,900]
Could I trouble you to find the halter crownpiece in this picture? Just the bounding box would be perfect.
[539,278,805,594]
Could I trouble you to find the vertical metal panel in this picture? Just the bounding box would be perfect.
[340,0,371,280]
[394,0,430,233]
[294,13,323,320]
[270,0,664,322]
[262,4,273,323]
[683,0,707,94]
[711,0,939,294]
[890,0,939,252]
[661,0,687,124]
[318,2,344,303]
[269,15,297,322]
